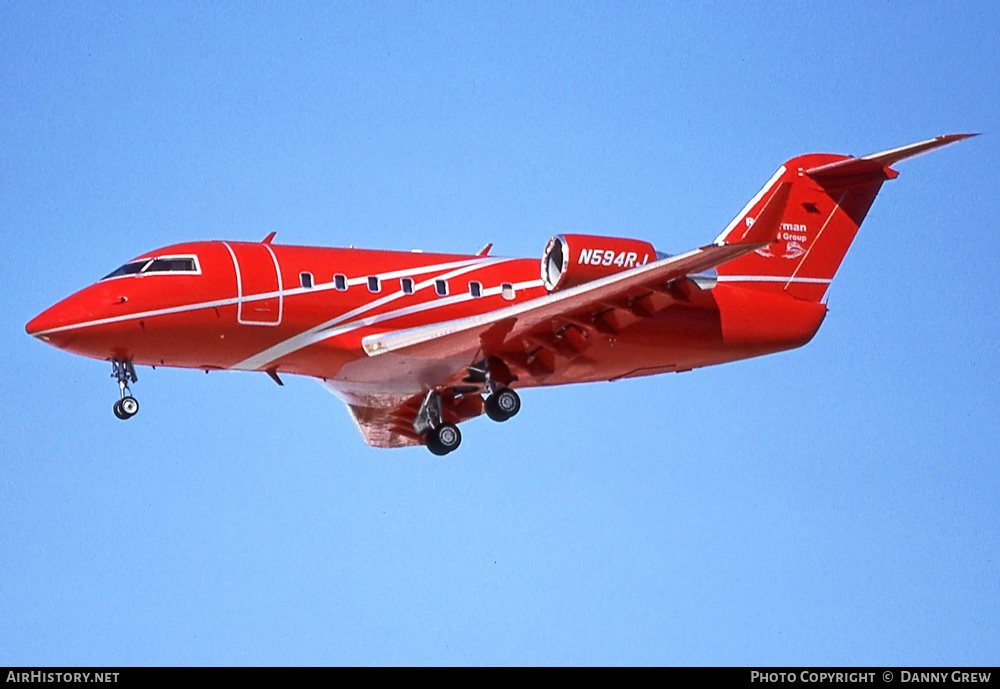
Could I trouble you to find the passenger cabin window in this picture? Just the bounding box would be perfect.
[435,279,448,297]
[367,276,381,293]
[334,274,348,291]
[401,277,414,295]
[300,272,314,289]
[468,281,482,298]
[501,283,516,301]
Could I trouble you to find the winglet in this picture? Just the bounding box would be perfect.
[476,243,493,257]
[261,232,277,244]
[805,133,978,186]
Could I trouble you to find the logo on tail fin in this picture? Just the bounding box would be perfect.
[782,241,805,259]
[748,215,809,259]
[718,134,974,302]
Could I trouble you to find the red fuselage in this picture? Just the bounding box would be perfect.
[26,240,827,393]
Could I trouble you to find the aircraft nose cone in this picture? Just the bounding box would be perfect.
[26,305,62,337]
[26,295,87,340]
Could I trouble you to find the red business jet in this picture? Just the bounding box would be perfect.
[26,135,973,454]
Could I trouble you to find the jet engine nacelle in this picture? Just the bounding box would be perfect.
[541,234,657,292]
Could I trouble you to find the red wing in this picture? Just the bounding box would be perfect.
[334,181,793,449]
[333,240,777,449]
[333,243,755,449]
[361,240,767,365]
[360,171,794,370]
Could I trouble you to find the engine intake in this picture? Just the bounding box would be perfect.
[541,234,658,292]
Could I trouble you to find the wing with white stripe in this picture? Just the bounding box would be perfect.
[323,239,771,449]
[331,183,791,448]
[360,240,765,363]
[358,179,795,364]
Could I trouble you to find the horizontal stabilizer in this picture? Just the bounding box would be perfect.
[805,133,977,186]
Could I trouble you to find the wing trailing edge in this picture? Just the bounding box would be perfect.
[362,238,787,362]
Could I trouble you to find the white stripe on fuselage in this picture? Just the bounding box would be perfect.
[229,260,536,371]
[249,278,547,373]
[31,256,504,337]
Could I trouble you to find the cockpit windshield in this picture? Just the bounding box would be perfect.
[102,260,149,280]
[101,255,199,280]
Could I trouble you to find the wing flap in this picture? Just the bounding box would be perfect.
[344,396,423,448]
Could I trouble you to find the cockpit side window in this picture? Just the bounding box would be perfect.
[145,257,198,273]
[102,255,200,280]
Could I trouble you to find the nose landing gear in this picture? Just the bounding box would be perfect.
[111,359,139,420]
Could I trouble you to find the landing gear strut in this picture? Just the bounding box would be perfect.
[111,359,139,420]
[414,389,462,455]
[469,358,520,423]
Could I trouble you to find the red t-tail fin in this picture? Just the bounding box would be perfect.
[715,134,976,302]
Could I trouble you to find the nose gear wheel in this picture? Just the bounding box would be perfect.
[110,359,139,420]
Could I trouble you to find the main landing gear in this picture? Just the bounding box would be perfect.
[414,390,462,456]
[111,359,139,420]
[472,357,521,424]
[415,359,523,455]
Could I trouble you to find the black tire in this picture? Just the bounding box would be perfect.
[436,423,461,452]
[426,423,461,455]
[426,436,449,455]
[113,400,128,420]
[426,433,447,455]
[120,396,139,417]
[485,387,520,422]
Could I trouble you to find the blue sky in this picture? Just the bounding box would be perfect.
[2,1,997,665]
